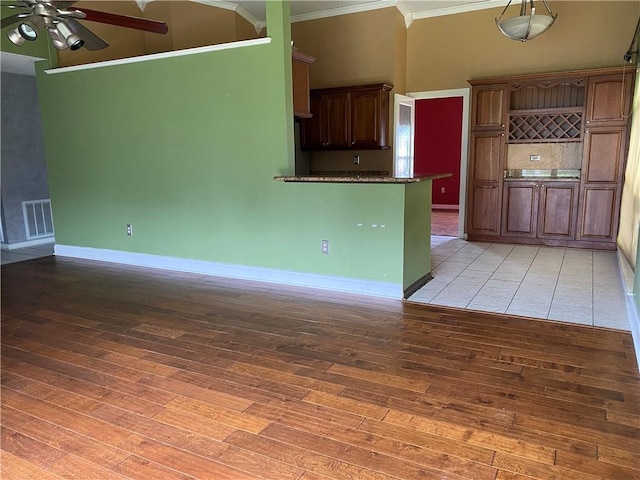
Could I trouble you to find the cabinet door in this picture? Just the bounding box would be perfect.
[301,95,325,149]
[585,72,635,127]
[577,186,619,241]
[325,92,350,148]
[502,182,538,238]
[582,127,627,184]
[538,183,577,239]
[468,184,501,235]
[472,84,508,130]
[291,51,314,118]
[469,132,505,183]
[351,89,387,148]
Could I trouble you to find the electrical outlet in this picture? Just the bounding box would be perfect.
[321,239,329,254]
[530,154,541,162]
[440,187,445,194]
[126,224,133,236]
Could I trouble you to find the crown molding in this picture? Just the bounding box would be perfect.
[395,1,413,28]
[410,0,506,20]
[136,0,509,32]
[290,0,396,24]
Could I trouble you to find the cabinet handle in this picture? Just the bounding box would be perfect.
[586,120,590,124]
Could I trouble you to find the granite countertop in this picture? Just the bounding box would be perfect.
[504,169,581,181]
[274,172,452,184]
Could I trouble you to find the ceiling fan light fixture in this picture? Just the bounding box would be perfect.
[496,0,557,42]
[56,21,84,50]
[46,26,68,50]
[6,20,38,46]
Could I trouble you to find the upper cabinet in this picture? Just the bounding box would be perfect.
[584,72,635,127]
[301,83,393,150]
[292,50,315,118]
[471,85,508,131]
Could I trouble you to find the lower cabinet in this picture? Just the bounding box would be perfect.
[468,183,501,235]
[577,185,619,241]
[502,181,578,241]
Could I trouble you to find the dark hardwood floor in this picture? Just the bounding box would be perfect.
[431,209,459,237]
[2,256,639,479]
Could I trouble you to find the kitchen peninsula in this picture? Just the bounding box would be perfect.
[274,172,451,299]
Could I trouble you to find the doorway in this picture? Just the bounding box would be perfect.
[408,89,469,238]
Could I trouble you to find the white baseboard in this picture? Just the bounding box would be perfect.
[618,251,640,373]
[54,245,404,299]
[432,204,459,210]
[626,292,640,374]
[1,237,55,250]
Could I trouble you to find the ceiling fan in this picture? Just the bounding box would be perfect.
[1,0,168,51]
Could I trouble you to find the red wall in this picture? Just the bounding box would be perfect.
[414,97,463,206]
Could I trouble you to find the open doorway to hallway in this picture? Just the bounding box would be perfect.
[410,88,470,239]
[431,208,459,236]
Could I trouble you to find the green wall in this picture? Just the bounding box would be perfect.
[403,181,431,288]
[34,2,430,292]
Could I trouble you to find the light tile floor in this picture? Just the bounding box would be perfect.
[409,236,631,331]
[1,243,55,265]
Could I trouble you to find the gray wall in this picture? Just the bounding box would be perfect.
[1,71,50,244]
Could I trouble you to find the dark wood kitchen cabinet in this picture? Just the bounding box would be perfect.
[467,132,505,236]
[467,66,634,250]
[292,50,315,118]
[584,72,635,127]
[466,84,507,237]
[301,83,393,150]
[577,126,628,243]
[502,181,578,240]
[471,84,508,130]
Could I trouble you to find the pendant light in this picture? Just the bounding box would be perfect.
[496,0,557,42]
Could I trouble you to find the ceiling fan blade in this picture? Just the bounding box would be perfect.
[69,8,168,35]
[65,17,108,50]
[1,12,29,29]
[51,1,78,8]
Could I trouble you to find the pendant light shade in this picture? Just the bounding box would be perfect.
[496,0,557,42]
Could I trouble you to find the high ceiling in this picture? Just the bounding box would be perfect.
[212,0,505,28]
[1,0,508,74]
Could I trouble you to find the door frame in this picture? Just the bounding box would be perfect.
[393,94,416,178]
[406,88,470,239]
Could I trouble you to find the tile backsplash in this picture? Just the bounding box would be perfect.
[506,142,583,170]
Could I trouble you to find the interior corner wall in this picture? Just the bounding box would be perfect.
[618,65,640,272]
[406,1,640,91]
[291,7,401,89]
[0,72,50,244]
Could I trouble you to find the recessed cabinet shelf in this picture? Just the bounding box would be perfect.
[509,108,583,143]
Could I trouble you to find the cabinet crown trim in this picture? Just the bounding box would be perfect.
[468,66,632,87]
[310,83,394,95]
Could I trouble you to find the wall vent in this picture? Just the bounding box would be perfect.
[22,199,54,240]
